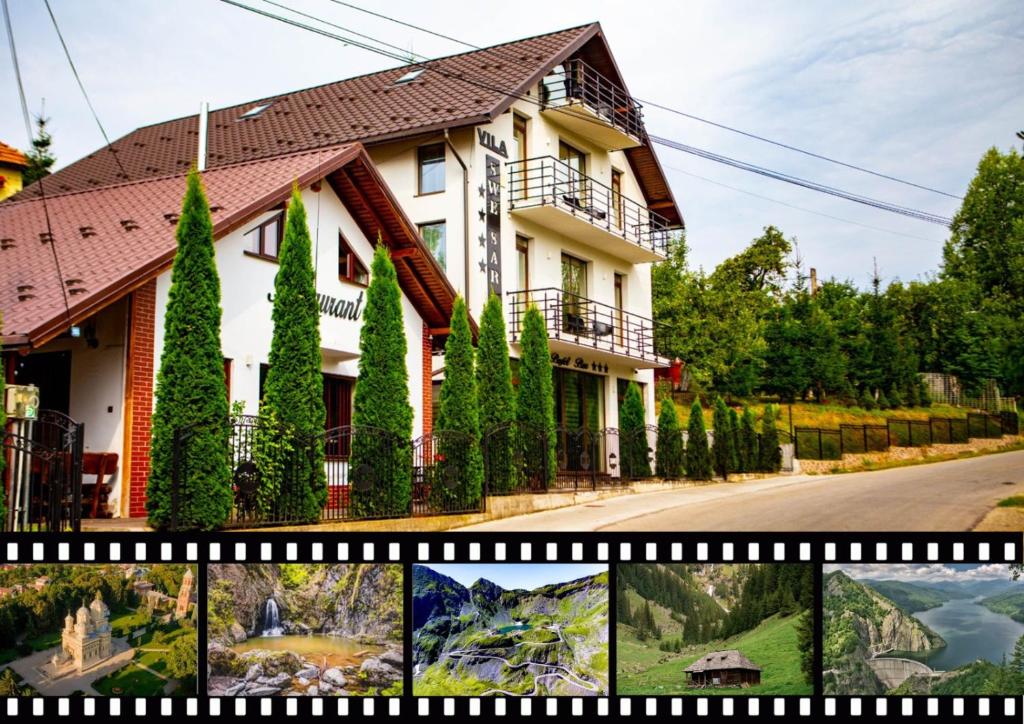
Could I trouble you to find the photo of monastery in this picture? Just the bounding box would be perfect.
[0,564,197,696]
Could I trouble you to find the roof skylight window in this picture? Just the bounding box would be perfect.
[238,103,272,120]
[395,68,425,84]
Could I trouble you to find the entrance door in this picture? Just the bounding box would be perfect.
[323,375,353,458]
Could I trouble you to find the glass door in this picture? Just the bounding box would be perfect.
[561,253,588,336]
[512,114,528,200]
[614,273,625,347]
[558,141,587,210]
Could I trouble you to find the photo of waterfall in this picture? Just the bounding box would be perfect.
[261,599,282,637]
[206,564,403,696]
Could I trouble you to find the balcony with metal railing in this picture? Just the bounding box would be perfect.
[539,59,644,150]
[508,288,671,368]
[508,156,670,263]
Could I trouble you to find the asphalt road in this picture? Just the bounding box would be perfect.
[457,450,1024,532]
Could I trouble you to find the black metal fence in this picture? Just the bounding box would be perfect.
[794,412,1016,460]
[169,416,683,528]
[2,410,83,532]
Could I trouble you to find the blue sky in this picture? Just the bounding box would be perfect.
[824,563,1017,582]
[2,1,1021,286]
[423,563,607,591]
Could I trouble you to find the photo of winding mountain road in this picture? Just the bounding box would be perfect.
[412,564,608,696]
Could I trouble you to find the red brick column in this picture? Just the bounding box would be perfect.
[422,323,433,436]
[125,280,157,518]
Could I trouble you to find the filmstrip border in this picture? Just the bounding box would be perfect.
[0,531,1020,720]
[3,694,1020,720]
[3,532,1018,564]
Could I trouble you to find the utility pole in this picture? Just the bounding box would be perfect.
[809,267,818,297]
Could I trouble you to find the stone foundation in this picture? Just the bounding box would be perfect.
[798,435,1022,474]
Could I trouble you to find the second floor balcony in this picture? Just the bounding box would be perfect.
[508,288,671,369]
[539,59,644,150]
[508,156,670,263]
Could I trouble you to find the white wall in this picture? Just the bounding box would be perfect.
[153,183,428,437]
[370,87,662,425]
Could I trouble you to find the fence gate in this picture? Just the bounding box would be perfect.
[2,410,83,532]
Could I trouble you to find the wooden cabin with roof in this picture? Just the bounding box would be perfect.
[683,649,762,688]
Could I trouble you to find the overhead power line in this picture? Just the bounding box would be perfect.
[651,135,952,226]
[2,0,73,333]
[663,164,944,243]
[222,0,954,227]
[43,0,130,182]
[325,0,964,200]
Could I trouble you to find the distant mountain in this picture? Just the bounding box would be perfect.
[412,565,609,696]
[980,589,1024,623]
[861,579,957,613]
[823,570,945,695]
[913,578,1019,598]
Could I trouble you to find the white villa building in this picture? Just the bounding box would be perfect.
[0,23,682,520]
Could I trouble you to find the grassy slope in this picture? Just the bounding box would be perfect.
[617,613,811,696]
[669,400,965,430]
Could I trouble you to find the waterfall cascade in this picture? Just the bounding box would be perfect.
[262,598,283,637]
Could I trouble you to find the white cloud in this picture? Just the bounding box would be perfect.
[824,563,1014,582]
[1,0,1021,284]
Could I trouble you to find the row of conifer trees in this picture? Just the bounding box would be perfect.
[654,397,784,480]
[144,171,786,530]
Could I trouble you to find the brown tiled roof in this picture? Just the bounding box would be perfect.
[10,23,682,226]
[684,650,761,673]
[15,25,596,198]
[0,141,27,168]
[0,144,460,348]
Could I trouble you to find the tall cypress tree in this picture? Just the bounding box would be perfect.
[728,407,742,473]
[147,169,231,531]
[351,244,413,517]
[711,397,735,480]
[619,382,651,478]
[476,293,515,492]
[655,396,684,479]
[685,400,712,480]
[515,305,556,485]
[434,296,483,509]
[261,186,326,522]
[759,405,782,473]
[738,406,759,473]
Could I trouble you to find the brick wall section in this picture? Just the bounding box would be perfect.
[422,323,432,436]
[126,280,157,518]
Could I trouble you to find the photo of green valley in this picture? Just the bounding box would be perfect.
[412,564,608,696]
[206,564,403,697]
[616,564,814,695]
[823,563,1024,695]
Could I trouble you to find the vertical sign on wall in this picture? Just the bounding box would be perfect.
[485,155,502,297]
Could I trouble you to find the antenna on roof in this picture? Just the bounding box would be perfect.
[197,101,209,172]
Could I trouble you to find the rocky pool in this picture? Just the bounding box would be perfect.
[208,635,401,697]
[231,634,382,669]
